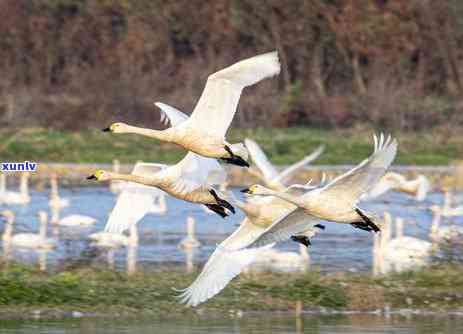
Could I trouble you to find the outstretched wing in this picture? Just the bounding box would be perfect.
[177,218,269,307]
[104,163,166,234]
[245,208,321,249]
[184,51,280,138]
[159,152,226,194]
[245,138,278,181]
[313,133,398,208]
[274,145,324,184]
[154,102,188,127]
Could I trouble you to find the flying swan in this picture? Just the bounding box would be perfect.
[240,134,398,249]
[88,104,233,218]
[245,138,324,191]
[102,51,281,167]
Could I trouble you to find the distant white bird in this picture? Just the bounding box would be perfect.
[429,204,463,242]
[50,205,97,227]
[245,138,324,191]
[364,172,430,201]
[241,134,398,249]
[248,244,310,273]
[176,184,324,307]
[102,51,281,167]
[378,213,432,273]
[48,174,69,209]
[88,104,232,219]
[89,224,138,248]
[179,216,201,249]
[0,173,31,205]
[1,210,56,250]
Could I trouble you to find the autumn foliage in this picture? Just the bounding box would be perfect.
[0,0,462,130]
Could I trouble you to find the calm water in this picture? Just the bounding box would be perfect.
[1,186,462,273]
[1,314,463,333]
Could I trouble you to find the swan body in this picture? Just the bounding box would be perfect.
[58,214,97,226]
[429,204,463,242]
[241,134,398,249]
[1,210,56,250]
[177,184,323,307]
[364,172,430,201]
[245,138,324,190]
[103,51,281,166]
[89,225,138,248]
[0,173,31,205]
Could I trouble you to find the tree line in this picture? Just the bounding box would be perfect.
[0,0,462,130]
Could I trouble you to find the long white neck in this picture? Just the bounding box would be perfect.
[107,172,161,187]
[444,190,452,211]
[0,174,6,193]
[50,206,60,224]
[430,208,441,239]
[39,216,48,239]
[264,190,305,208]
[395,217,404,239]
[20,174,29,197]
[381,212,392,249]
[186,217,196,240]
[113,159,120,173]
[128,224,139,246]
[2,220,14,242]
[125,125,171,142]
[50,177,59,198]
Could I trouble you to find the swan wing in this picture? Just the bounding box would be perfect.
[104,163,167,234]
[274,145,325,183]
[177,218,270,307]
[154,102,189,127]
[245,208,321,248]
[314,134,398,208]
[160,152,226,194]
[184,51,280,138]
[245,138,278,180]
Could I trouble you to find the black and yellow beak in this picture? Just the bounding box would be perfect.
[101,127,111,132]
[240,187,251,194]
[87,174,97,180]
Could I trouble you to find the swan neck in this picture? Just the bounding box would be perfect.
[20,174,29,196]
[396,218,404,238]
[430,210,441,237]
[126,126,171,142]
[109,172,160,187]
[39,219,48,239]
[0,174,6,193]
[186,217,195,238]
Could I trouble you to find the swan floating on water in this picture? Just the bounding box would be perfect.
[102,51,281,167]
[0,173,31,205]
[48,174,69,209]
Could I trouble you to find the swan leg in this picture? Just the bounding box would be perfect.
[314,224,325,230]
[352,208,380,233]
[291,235,311,247]
[221,146,250,168]
[209,189,235,214]
[204,204,228,218]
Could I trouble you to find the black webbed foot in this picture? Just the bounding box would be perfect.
[221,146,250,168]
[314,224,325,230]
[291,235,311,247]
[204,204,228,219]
[209,189,235,214]
[355,208,380,232]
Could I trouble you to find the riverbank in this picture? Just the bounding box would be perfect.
[1,126,462,165]
[1,264,462,320]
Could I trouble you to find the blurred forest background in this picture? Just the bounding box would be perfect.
[1,0,463,131]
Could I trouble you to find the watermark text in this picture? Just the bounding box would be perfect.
[0,161,38,172]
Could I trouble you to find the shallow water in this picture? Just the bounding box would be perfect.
[1,187,462,273]
[1,314,463,333]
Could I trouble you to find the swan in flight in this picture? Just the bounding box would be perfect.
[240,134,398,249]
[0,173,31,205]
[1,210,56,250]
[363,172,430,201]
[102,51,281,167]
[245,138,324,191]
[89,104,232,219]
[176,185,324,307]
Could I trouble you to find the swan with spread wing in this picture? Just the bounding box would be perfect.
[176,184,325,307]
[88,104,233,219]
[102,51,281,167]
[240,134,398,249]
[245,138,324,191]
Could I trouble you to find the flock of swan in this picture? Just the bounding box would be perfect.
[0,51,462,308]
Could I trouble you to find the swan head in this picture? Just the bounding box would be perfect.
[102,122,130,133]
[87,170,111,181]
[0,210,14,223]
[240,184,274,196]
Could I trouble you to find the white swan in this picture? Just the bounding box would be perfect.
[50,205,97,227]
[429,205,463,242]
[240,134,397,249]
[102,51,281,167]
[245,138,324,191]
[377,213,432,273]
[179,216,201,249]
[1,210,56,250]
[248,244,310,273]
[109,159,124,194]
[364,172,430,201]
[48,174,69,209]
[0,173,31,205]
[89,224,138,248]
[176,185,324,307]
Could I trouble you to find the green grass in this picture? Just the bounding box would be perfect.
[1,127,461,165]
[1,263,463,319]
